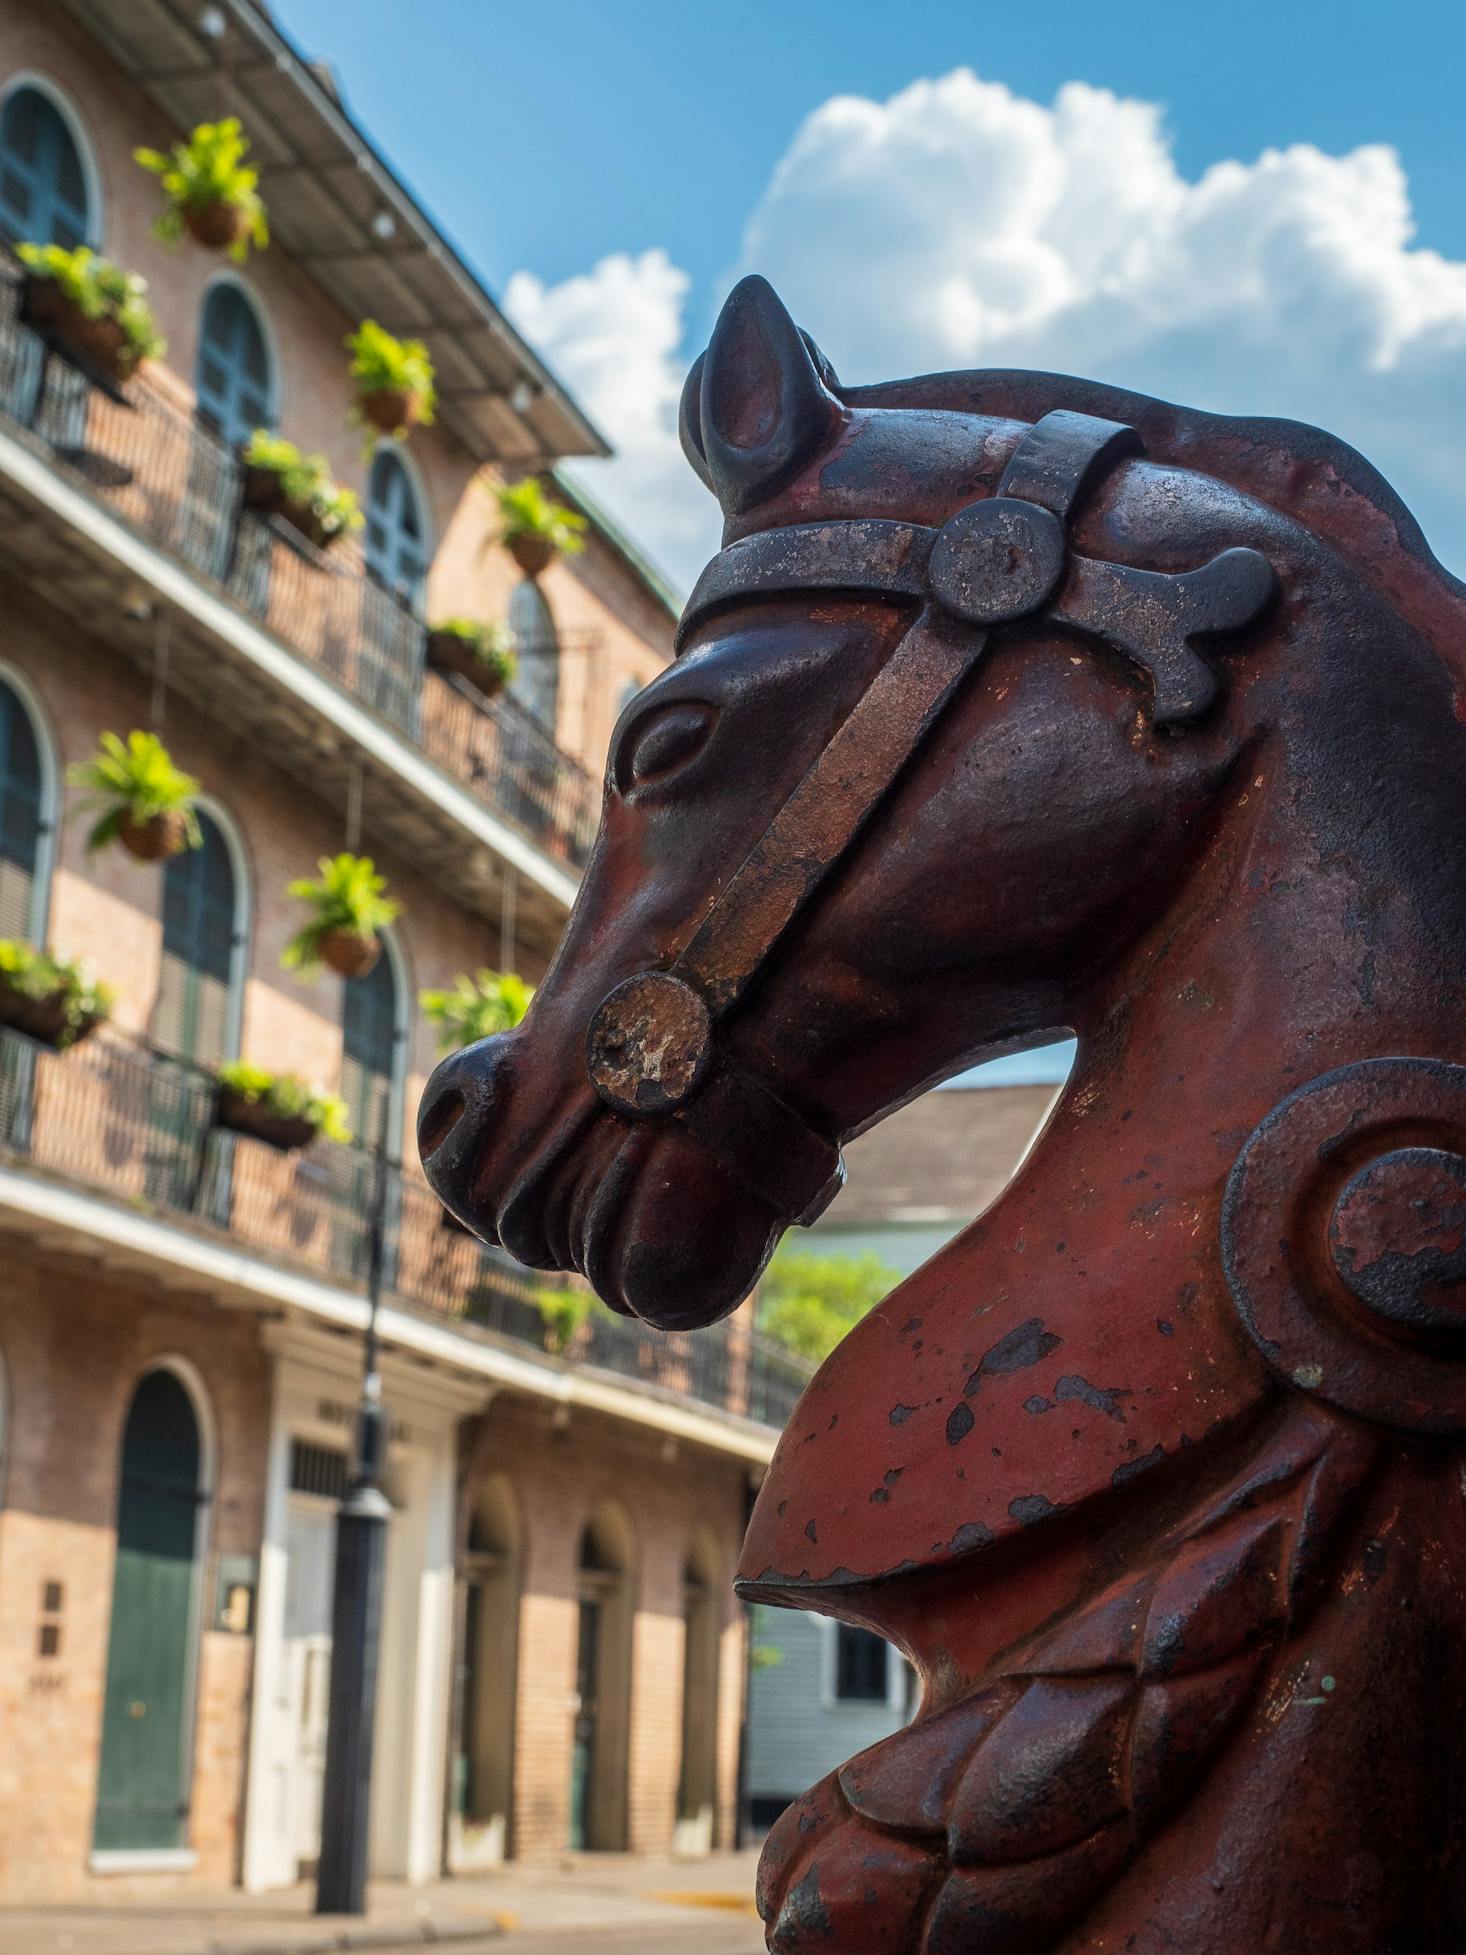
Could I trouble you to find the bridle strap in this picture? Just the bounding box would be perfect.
[670,411,1141,1012]
[587,410,1146,1224]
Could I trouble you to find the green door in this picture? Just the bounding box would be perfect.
[94,1371,203,1853]
[569,1597,600,1851]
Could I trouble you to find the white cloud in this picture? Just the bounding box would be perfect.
[504,249,719,591]
[508,69,1466,590]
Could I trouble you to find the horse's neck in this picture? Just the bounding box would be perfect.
[940,742,1466,1312]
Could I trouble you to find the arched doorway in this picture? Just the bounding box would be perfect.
[339,933,407,1279]
[195,280,274,450]
[676,1529,722,1856]
[507,580,559,732]
[148,805,247,1211]
[362,448,429,726]
[570,1502,633,1852]
[93,1367,210,1856]
[453,1475,521,1868]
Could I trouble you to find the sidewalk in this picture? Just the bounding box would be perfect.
[0,1851,764,1955]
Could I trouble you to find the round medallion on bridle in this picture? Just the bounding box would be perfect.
[1222,1057,1466,1435]
[928,496,1067,627]
[586,969,714,1119]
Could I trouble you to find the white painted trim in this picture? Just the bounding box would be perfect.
[197,270,280,430]
[241,1356,293,1891]
[0,654,60,943]
[88,1848,198,1874]
[0,1163,778,1463]
[0,421,581,911]
[0,72,104,249]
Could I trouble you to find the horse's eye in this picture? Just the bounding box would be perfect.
[618,702,715,791]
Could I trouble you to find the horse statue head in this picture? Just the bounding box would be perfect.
[421,276,1466,1951]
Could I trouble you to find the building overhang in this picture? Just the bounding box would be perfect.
[0,1157,779,1467]
[54,0,610,468]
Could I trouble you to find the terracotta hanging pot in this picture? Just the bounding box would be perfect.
[0,983,97,1051]
[182,200,252,253]
[241,467,340,552]
[22,276,137,385]
[118,809,191,862]
[318,928,381,979]
[425,630,508,696]
[507,533,555,578]
[215,1087,318,1153]
[357,386,425,436]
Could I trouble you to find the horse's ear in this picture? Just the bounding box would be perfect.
[679,351,714,492]
[693,276,844,515]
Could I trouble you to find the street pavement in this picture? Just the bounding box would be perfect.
[0,1850,768,1955]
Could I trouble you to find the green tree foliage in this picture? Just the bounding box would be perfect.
[757,1247,902,1363]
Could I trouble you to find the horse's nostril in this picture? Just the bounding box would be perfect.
[419,1086,466,1159]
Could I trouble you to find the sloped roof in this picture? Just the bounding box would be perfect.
[820,1085,1058,1229]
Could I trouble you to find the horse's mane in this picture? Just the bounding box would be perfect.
[845,370,1466,677]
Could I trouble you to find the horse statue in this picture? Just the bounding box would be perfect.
[419,274,1466,1952]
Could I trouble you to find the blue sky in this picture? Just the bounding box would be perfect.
[278,0,1466,321]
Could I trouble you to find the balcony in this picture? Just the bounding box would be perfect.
[0,1022,811,1434]
[0,260,603,945]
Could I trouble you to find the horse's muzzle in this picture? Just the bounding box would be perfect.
[417,1035,511,1238]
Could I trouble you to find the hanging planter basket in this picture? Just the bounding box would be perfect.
[181,200,254,253]
[318,928,381,979]
[117,808,192,863]
[425,630,508,696]
[0,982,99,1051]
[22,277,136,385]
[242,468,339,552]
[357,386,427,437]
[215,1086,319,1153]
[506,533,556,579]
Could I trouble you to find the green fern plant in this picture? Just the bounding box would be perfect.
[216,1059,353,1144]
[533,1284,596,1355]
[16,243,165,367]
[242,430,362,539]
[0,940,113,1046]
[67,731,202,854]
[419,968,533,1055]
[346,318,436,442]
[282,854,400,975]
[133,118,269,261]
[491,477,587,556]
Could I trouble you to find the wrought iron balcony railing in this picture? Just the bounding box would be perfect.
[0,261,602,872]
[0,1023,811,1432]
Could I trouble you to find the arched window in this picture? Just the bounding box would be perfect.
[364,449,427,611]
[0,84,93,249]
[507,581,559,731]
[94,1367,209,1854]
[0,675,48,941]
[195,282,273,450]
[154,809,242,1068]
[341,944,403,1153]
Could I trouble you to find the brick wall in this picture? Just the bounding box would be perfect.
[0,1243,270,1903]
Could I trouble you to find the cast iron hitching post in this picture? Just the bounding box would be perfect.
[315,1144,392,1915]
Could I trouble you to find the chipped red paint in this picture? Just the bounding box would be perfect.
[421,276,1466,1947]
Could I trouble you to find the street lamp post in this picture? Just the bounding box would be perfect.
[315,1145,392,1916]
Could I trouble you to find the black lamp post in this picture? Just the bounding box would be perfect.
[315,1145,392,1916]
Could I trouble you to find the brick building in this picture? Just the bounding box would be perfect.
[0,0,807,1905]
